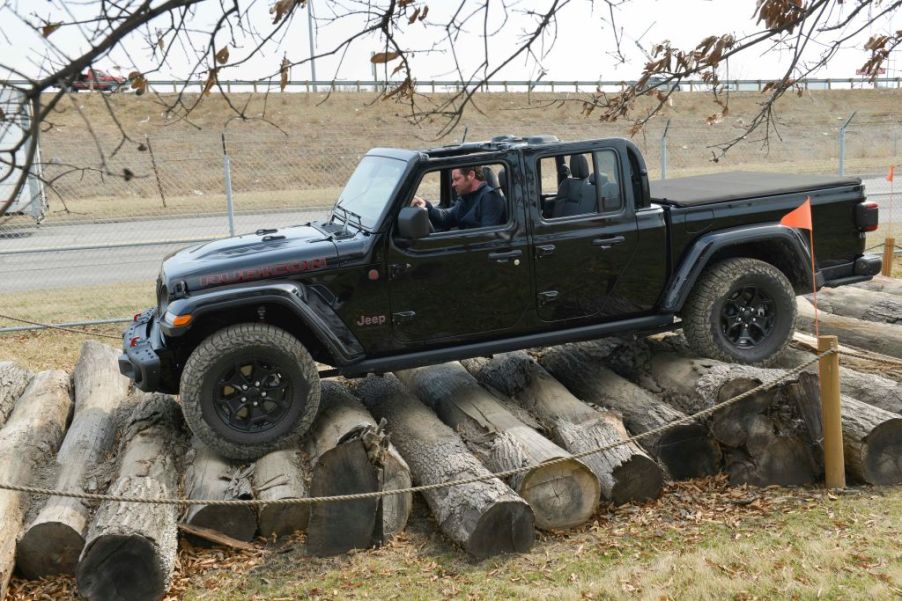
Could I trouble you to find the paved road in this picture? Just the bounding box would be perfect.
[0,209,329,293]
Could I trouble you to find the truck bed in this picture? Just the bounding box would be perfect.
[650,171,861,207]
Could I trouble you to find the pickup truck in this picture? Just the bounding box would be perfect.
[119,135,881,459]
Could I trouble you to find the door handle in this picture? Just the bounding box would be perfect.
[488,249,523,262]
[536,244,556,258]
[392,311,416,326]
[592,235,626,249]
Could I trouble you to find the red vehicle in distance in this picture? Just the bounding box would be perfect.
[57,68,127,93]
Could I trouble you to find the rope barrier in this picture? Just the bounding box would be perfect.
[0,312,121,340]
[0,352,831,507]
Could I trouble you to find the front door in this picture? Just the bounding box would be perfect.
[387,160,531,343]
[528,146,639,322]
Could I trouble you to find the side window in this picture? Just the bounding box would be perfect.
[594,149,623,213]
[538,151,601,219]
[407,163,511,234]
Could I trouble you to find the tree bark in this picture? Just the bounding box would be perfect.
[0,370,71,601]
[792,373,902,485]
[305,381,412,556]
[851,275,902,296]
[17,342,132,578]
[182,442,257,546]
[792,331,902,381]
[806,285,902,324]
[462,352,664,504]
[396,363,600,531]
[253,448,309,540]
[538,343,722,481]
[356,374,534,560]
[773,345,902,414]
[637,351,822,486]
[76,393,189,601]
[0,361,32,428]
[796,297,902,359]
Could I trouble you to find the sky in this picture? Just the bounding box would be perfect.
[1,0,899,85]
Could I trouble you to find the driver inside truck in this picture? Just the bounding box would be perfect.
[410,166,506,231]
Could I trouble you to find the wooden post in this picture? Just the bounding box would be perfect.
[818,336,845,489]
[882,237,895,277]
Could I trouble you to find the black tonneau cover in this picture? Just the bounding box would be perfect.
[650,171,861,207]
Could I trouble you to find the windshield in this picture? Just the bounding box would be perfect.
[335,155,406,229]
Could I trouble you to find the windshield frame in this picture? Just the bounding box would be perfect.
[333,153,413,232]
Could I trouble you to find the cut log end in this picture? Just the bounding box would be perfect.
[860,418,902,485]
[610,455,665,504]
[76,535,166,601]
[184,506,258,546]
[519,458,600,530]
[259,506,309,540]
[16,522,84,578]
[655,425,722,480]
[468,501,535,561]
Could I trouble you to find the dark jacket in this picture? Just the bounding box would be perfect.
[426,183,506,231]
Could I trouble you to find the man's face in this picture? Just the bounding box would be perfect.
[451,168,479,196]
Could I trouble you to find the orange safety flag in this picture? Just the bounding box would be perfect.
[780,197,812,230]
[888,165,895,182]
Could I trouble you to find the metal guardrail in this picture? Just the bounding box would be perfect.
[4,77,902,94]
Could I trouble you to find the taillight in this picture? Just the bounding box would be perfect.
[856,201,879,232]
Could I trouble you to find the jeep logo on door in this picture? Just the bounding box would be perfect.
[356,314,387,327]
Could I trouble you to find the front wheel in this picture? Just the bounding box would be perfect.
[180,323,321,460]
[681,258,796,365]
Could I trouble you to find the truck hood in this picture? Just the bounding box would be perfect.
[160,223,339,295]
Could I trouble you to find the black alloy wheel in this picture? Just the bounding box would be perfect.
[719,285,776,349]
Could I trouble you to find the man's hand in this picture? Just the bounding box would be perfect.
[410,196,426,208]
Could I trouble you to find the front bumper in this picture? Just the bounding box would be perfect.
[118,308,172,393]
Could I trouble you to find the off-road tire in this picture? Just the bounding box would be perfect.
[180,323,320,460]
[681,258,796,365]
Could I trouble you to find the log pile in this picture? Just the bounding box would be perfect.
[17,342,132,578]
[0,361,32,427]
[796,297,902,359]
[0,370,72,600]
[396,363,600,530]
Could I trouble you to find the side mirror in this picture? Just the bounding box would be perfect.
[397,206,431,239]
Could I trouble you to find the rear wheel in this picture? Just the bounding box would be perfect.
[681,258,796,365]
[180,323,320,460]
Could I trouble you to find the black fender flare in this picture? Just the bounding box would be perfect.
[661,223,814,313]
[161,281,365,365]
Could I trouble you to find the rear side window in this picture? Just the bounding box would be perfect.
[537,149,622,219]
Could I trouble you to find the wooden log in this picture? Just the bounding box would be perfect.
[396,363,599,530]
[462,352,664,504]
[806,285,902,324]
[0,370,71,601]
[356,375,534,559]
[792,331,902,381]
[639,351,822,486]
[305,381,412,556]
[17,342,132,578]
[252,448,309,540]
[182,442,257,546]
[796,297,902,359]
[0,361,32,427]
[538,343,722,480]
[76,393,189,601]
[851,275,902,296]
[792,374,902,485]
[774,346,902,414]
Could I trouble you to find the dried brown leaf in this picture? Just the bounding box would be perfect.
[215,47,230,65]
[270,0,305,25]
[156,29,165,52]
[420,5,429,20]
[280,56,290,92]
[408,7,421,24]
[41,21,62,37]
[390,63,405,76]
[371,51,401,64]
[202,68,219,96]
[129,71,147,95]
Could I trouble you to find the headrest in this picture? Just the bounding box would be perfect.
[482,166,500,190]
[569,154,590,179]
[497,168,507,193]
[589,172,609,186]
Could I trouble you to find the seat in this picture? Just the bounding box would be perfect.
[496,167,508,197]
[552,155,598,218]
[482,166,500,191]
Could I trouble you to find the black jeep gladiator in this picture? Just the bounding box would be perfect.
[119,135,881,459]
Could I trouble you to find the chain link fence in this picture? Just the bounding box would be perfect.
[1,113,899,327]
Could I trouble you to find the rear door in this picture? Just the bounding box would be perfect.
[526,144,639,322]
